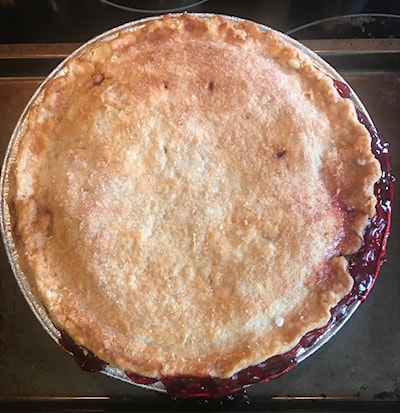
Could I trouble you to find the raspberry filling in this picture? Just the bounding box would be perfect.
[58,79,393,399]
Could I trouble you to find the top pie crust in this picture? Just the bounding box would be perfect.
[9,14,381,378]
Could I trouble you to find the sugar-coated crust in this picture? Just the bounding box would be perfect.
[9,14,381,378]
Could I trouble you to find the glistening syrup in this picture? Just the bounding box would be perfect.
[59,79,393,399]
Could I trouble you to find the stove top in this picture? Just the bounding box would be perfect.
[1,0,399,43]
[0,1,399,411]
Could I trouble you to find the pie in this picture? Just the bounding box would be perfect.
[7,14,381,381]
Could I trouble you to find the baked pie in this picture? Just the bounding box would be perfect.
[7,14,382,388]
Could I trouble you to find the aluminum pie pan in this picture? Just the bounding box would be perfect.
[0,13,393,398]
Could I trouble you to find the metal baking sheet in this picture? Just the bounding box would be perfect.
[0,40,399,412]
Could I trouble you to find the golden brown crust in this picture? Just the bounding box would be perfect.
[9,14,381,378]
